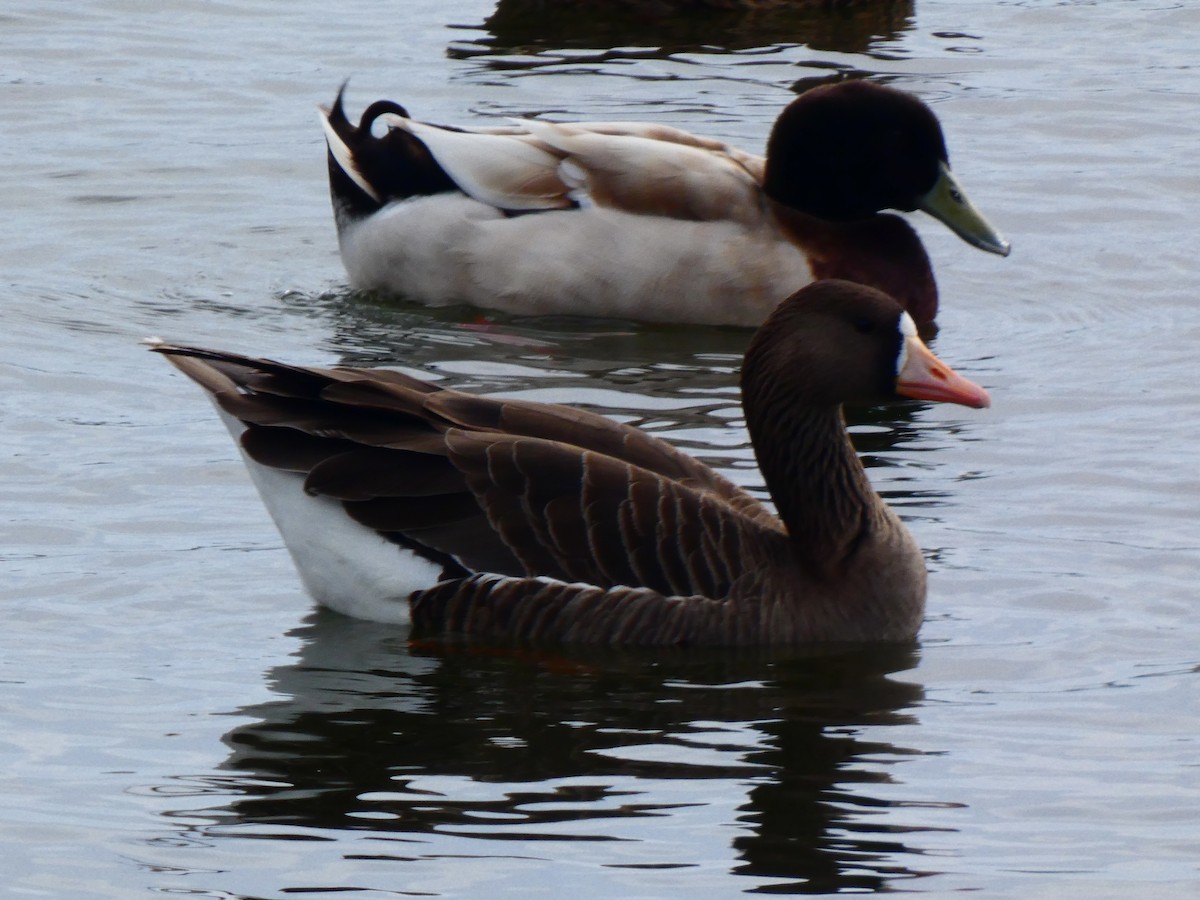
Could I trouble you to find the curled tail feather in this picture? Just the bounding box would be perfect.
[320,83,456,224]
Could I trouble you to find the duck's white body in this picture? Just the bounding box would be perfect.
[323,112,812,325]
[338,194,813,326]
[320,82,1010,327]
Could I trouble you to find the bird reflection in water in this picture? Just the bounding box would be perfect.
[179,614,955,891]
[462,0,916,58]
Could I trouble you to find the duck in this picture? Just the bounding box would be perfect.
[319,79,1009,328]
[151,280,990,644]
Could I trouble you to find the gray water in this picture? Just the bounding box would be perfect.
[2,1,1199,896]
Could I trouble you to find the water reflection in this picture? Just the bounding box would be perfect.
[198,613,940,891]
[457,0,915,57]
[285,288,754,382]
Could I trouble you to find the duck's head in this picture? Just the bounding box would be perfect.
[742,279,991,414]
[763,80,1010,257]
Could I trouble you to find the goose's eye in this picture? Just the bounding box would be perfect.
[853,318,875,335]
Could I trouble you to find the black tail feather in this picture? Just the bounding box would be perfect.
[324,84,459,224]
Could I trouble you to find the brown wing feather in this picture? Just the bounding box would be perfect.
[240,427,355,473]
[431,390,776,524]
[304,447,464,499]
[264,377,771,524]
[522,122,765,226]
[155,344,781,598]
[443,430,783,599]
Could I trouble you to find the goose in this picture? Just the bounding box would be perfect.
[151,279,989,644]
[320,79,1009,328]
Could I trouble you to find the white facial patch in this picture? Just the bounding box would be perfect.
[895,311,918,375]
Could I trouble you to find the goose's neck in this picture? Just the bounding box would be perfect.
[748,400,881,574]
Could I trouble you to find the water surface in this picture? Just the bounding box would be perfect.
[2,0,1199,896]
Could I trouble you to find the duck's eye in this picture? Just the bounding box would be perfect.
[949,186,964,205]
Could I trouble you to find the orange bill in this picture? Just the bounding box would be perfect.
[897,336,991,409]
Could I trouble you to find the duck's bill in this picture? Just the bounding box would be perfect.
[896,335,991,409]
[917,162,1011,257]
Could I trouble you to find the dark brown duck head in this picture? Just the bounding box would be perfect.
[762,81,1009,328]
[763,80,1010,256]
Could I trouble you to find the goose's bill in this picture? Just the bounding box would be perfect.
[917,161,1011,257]
[896,336,991,409]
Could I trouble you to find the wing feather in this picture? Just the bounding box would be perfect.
[431,390,773,521]
[155,345,781,603]
[444,430,782,599]
[519,120,765,225]
[397,118,573,211]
